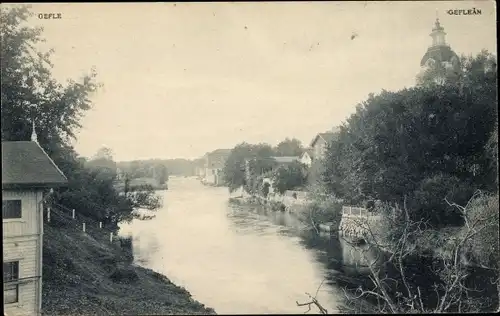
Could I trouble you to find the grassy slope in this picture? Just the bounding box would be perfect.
[42,222,216,315]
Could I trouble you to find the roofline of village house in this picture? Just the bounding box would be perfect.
[309,134,326,148]
[33,141,69,182]
[2,182,67,190]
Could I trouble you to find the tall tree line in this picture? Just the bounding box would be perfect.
[1,6,160,226]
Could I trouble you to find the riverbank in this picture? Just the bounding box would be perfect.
[42,221,216,315]
[228,195,338,233]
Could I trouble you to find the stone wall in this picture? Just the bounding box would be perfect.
[339,206,387,242]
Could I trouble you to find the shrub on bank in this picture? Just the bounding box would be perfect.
[299,194,343,230]
[462,193,499,270]
[410,174,476,228]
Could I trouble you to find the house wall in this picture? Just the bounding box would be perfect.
[3,189,44,316]
[195,167,205,178]
[300,153,312,167]
[313,138,327,161]
[204,168,216,184]
[203,168,224,185]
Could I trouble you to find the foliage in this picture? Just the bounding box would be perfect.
[416,56,461,87]
[462,193,499,271]
[322,51,497,226]
[0,5,161,227]
[155,164,169,185]
[271,161,307,194]
[262,182,270,198]
[300,194,343,232]
[117,159,170,185]
[85,146,118,182]
[117,158,202,179]
[342,191,499,313]
[274,138,304,156]
[125,185,162,211]
[410,174,475,227]
[222,142,276,193]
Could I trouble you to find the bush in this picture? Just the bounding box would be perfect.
[410,174,476,227]
[463,193,499,269]
[301,195,343,228]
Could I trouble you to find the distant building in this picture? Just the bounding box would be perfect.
[309,132,337,161]
[299,148,313,167]
[419,18,461,84]
[2,139,68,316]
[203,149,231,186]
[195,166,205,179]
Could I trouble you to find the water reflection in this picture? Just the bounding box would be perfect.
[119,178,377,314]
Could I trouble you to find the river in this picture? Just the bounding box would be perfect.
[119,177,377,314]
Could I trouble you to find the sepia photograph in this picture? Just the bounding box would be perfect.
[1,1,498,315]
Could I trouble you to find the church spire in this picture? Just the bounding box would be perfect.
[430,18,447,47]
[31,118,38,143]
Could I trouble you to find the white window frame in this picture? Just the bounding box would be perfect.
[3,260,20,305]
[2,199,23,221]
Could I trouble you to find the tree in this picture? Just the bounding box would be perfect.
[154,164,168,185]
[274,138,304,157]
[262,182,270,198]
[322,51,497,225]
[223,142,276,193]
[93,146,114,160]
[85,146,117,181]
[416,57,461,88]
[272,161,307,194]
[1,5,161,226]
[1,6,100,149]
[341,192,499,313]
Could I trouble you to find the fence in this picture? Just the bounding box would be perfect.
[44,202,128,246]
[342,206,372,217]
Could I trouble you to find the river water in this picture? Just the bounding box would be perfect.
[119,177,377,314]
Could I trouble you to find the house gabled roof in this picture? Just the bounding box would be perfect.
[300,148,314,159]
[309,132,337,148]
[2,141,68,189]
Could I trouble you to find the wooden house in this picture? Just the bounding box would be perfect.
[309,132,337,161]
[2,140,67,316]
[299,149,313,167]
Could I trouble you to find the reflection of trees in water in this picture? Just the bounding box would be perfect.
[131,233,160,266]
[227,202,396,310]
[227,203,304,237]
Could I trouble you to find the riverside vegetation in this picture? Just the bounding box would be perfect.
[222,47,498,312]
[1,6,215,315]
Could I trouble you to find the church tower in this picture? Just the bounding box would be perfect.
[420,18,460,71]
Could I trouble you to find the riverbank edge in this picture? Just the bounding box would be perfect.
[42,221,216,315]
[228,195,487,265]
[228,195,336,233]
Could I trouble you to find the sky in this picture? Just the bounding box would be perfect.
[20,1,497,161]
